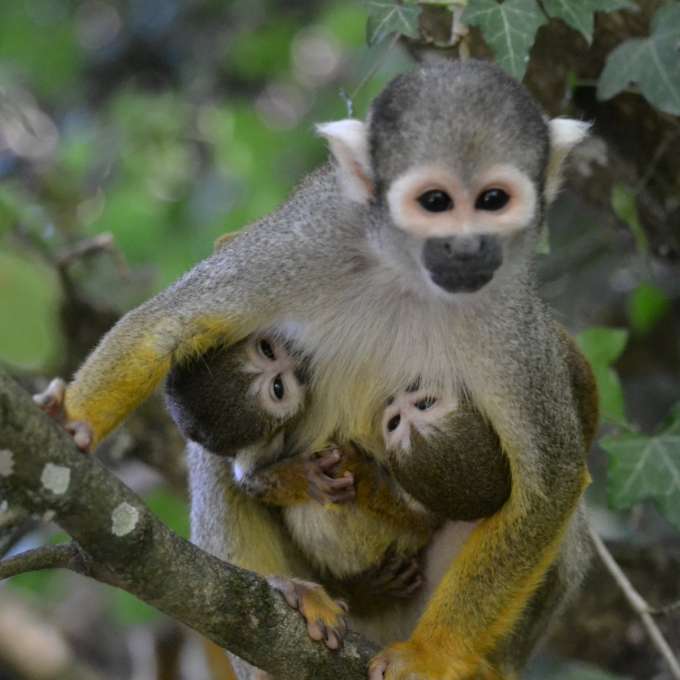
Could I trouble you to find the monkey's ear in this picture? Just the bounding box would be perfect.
[545,119,591,203]
[316,119,374,204]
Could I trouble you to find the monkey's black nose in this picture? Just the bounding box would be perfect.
[422,235,502,293]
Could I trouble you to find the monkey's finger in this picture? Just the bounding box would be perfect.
[33,378,66,420]
[325,628,341,650]
[319,472,354,491]
[266,576,300,610]
[307,619,325,642]
[390,559,421,586]
[388,573,424,598]
[368,657,388,680]
[326,488,356,504]
[315,449,342,472]
[65,421,94,453]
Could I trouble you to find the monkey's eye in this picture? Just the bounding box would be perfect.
[259,339,276,360]
[271,375,285,400]
[387,414,401,432]
[415,397,436,411]
[475,188,510,211]
[417,190,453,213]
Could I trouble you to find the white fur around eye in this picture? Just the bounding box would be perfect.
[386,165,463,238]
[243,336,305,420]
[387,164,537,238]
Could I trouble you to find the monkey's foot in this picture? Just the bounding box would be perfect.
[305,447,355,505]
[364,547,423,598]
[267,576,348,650]
[33,378,93,452]
[369,641,497,680]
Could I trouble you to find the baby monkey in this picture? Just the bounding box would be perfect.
[165,333,511,610]
[165,333,426,599]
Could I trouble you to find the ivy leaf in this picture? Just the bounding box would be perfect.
[598,2,680,115]
[542,0,634,44]
[462,0,547,80]
[365,0,420,46]
[576,327,629,425]
[601,405,680,530]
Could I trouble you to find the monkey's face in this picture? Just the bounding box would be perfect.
[368,62,551,296]
[243,335,307,429]
[383,162,537,294]
[165,335,306,458]
[317,60,588,299]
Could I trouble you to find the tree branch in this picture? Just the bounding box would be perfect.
[0,543,81,580]
[0,368,378,680]
[589,525,680,680]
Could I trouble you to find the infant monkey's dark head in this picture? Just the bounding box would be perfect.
[165,334,307,457]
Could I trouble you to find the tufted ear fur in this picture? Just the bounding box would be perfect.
[316,119,374,204]
[545,119,591,203]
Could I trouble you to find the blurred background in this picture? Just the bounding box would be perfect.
[0,1,678,679]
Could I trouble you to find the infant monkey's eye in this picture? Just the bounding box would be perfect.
[387,414,401,432]
[475,188,510,211]
[259,339,276,360]
[271,375,285,400]
[415,397,436,411]
[417,190,453,213]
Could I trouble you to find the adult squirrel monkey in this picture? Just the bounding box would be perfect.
[36,60,597,679]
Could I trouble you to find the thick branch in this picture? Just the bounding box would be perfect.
[0,369,378,680]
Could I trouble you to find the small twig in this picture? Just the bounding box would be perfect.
[649,599,680,616]
[57,232,129,277]
[0,543,80,580]
[589,526,680,680]
[634,127,680,196]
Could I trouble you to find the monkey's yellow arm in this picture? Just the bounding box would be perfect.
[63,248,274,448]
[370,339,596,680]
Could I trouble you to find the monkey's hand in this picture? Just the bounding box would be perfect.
[238,446,356,507]
[33,378,94,452]
[267,576,348,650]
[306,446,356,505]
[339,545,423,600]
[369,641,499,680]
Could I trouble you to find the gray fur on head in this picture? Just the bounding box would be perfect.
[367,60,550,197]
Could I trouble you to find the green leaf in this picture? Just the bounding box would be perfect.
[462,0,547,79]
[598,2,680,115]
[601,405,680,530]
[366,0,420,46]
[542,0,633,44]
[0,251,61,370]
[576,327,629,425]
[611,184,648,255]
[627,282,671,335]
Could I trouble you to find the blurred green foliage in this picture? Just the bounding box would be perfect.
[0,0,400,372]
[576,327,629,426]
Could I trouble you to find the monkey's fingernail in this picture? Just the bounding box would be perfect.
[308,621,324,641]
[326,630,340,650]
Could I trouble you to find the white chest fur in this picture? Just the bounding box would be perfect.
[274,272,469,455]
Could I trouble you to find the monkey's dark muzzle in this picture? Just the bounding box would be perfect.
[423,235,502,294]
